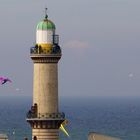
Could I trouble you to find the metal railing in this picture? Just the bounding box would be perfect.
[27,111,65,119]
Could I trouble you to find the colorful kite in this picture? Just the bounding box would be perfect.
[60,124,70,137]
[0,77,12,85]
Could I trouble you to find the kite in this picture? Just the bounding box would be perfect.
[59,120,69,137]
[0,77,12,85]
[60,124,70,137]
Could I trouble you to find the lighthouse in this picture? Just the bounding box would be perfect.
[26,9,65,140]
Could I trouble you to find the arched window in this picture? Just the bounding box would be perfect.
[33,136,37,140]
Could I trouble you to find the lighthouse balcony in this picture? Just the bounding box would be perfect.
[30,44,61,55]
[26,112,65,120]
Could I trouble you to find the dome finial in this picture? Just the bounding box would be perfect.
[45,8,48,19]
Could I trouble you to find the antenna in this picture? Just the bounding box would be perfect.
[45,8,48,19]
[45,8,48,15]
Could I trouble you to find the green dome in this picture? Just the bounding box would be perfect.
[37,19,56,30]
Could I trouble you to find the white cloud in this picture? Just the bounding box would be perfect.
[128,73,134,78]
[64,40,89,48]
[16,88,20,91]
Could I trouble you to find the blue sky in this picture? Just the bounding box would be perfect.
[0,0,140,97]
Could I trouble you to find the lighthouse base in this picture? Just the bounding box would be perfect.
[26,114,65,140]
[32,129,59,140]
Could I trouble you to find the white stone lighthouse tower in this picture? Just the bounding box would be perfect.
[27,10,65,140]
